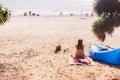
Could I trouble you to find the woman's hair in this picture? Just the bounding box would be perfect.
[77,39,84,49]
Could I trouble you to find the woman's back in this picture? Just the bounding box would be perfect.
[75,45,85,59]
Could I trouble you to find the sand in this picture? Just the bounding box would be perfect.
[0,15,120,80]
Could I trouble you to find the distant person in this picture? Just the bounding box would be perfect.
[32,13,36,16]
[70,13,74,16]
[29,11,32,16]
[9,11,11,18]
[24,12,27,16]
[60,12,63,16]
[37,14,40,16]
[91,12,93,17]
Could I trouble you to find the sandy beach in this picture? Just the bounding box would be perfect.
[0,15,120,80]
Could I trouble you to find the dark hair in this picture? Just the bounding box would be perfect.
[77,39,83,49]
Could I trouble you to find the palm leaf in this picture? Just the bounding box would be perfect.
[0,4,9,25]
[0,14,4,24]
[92,0,120,42]
[92,15,120,42]
[94,0,120,17]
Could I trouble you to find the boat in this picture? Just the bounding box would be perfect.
[89,45,120,65]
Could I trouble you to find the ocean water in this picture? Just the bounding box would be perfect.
[0,0,94,16]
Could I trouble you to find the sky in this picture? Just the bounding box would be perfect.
[0,0,94,9]
[0,0,94,15]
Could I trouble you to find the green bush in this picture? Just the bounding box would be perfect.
[0,4,9,24]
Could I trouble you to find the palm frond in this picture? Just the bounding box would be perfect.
[92,0,120,42]
[92,15,120,42]
[94,0,120,17]
[0,4,9,25]
[0,14,4,24]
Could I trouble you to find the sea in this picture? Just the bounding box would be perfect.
[0,0,94,16]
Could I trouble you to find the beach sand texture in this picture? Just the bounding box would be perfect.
[0,16,120,80]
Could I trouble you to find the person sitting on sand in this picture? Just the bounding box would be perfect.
[71,39,94,65]
[75,39,85,59]
[73,39,92,64]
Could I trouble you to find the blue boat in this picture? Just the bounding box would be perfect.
[89,45,120,65]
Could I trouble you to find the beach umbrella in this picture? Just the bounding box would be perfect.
[0,4,9,25]
[92,0,120,42]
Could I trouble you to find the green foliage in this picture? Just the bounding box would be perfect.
[0,4,9,25]
[92,15,120,41]
[94,0,120,17]
[92,0,120,42]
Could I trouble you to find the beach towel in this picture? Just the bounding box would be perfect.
[69,55,94,65]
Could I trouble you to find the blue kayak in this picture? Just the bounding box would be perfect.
[89,45,120,65]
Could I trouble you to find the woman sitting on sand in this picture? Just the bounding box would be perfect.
[75,39,85,59]
[72,39,93,64]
